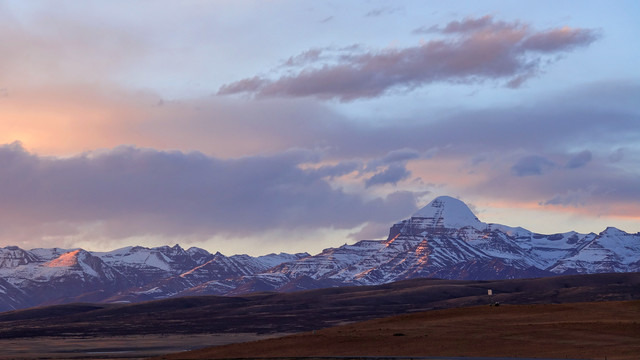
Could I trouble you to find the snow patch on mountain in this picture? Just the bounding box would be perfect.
[0,195,637,312]
[0,246,40,268]
[411,196,484,230]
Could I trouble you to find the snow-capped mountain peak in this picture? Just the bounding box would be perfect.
[600,226,627,236]
[0,246,40,268]
[0,195,637,312]
[411,196,483,230]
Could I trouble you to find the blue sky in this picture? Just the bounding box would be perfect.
[0,0,638,255]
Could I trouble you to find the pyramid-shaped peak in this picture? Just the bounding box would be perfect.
[600,226,626,236]
[412,196,483,229]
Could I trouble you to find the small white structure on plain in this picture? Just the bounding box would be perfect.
[488,289,497,306]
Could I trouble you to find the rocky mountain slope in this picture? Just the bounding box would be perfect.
[0,196,638,311]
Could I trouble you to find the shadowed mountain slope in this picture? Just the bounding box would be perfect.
[0,272,638,339]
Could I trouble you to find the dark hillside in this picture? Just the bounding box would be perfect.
[0,272,638,339]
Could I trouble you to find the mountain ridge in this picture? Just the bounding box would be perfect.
[0,195,638,311]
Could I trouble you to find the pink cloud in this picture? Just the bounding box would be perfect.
[218,16,599,101]
[521,26,600,53]
[437,15,501,34]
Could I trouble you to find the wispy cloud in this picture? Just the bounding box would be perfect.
[218,15,599,101]
[413,15,500,34]
[364,6,401,18]
[319,16,334,24]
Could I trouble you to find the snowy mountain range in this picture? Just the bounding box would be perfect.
[1,196,638,311]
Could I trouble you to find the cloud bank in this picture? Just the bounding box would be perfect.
[0,143,419,245]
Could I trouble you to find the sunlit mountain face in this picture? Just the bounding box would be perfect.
[0,196,638,311]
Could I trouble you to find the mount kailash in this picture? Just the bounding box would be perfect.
[1,196,638,311]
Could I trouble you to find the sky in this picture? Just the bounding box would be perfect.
[0,0,639,255]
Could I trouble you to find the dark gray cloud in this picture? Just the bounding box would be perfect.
[320,82,639,159]
[218,15,599,101]
[528,162,640,212]
[0,143,419,241]
[361,149,420,187]
[215,76,267,96]
[365,148,421,171]
[471,148,640,216]
[541,171,640,208]
[511,155,556,177]
[310,161,363,179]
[365,163,411,187]
[543,188,595,207]
[283,48,324,67]
[565,150,592,169]
[378,148,421,164]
